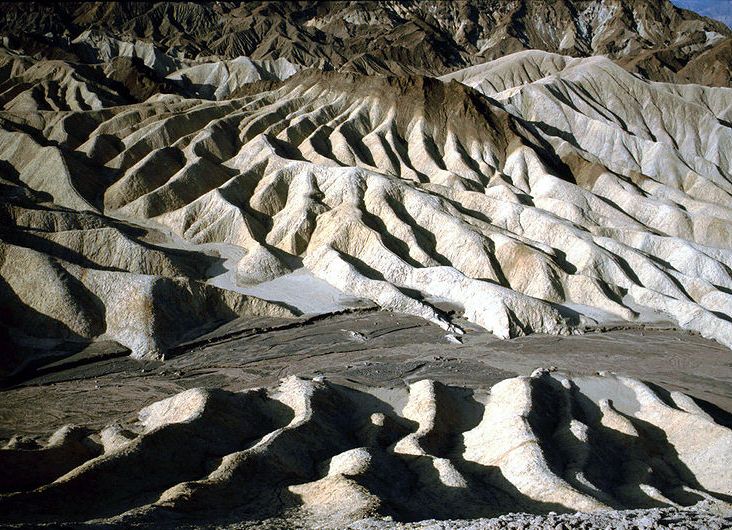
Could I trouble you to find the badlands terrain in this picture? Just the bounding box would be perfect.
[0,1,732,528]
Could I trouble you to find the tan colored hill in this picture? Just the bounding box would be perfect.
[1,3,731,528]
[2,51,732,368]
[1,371,730,525]
[0,174,296,374]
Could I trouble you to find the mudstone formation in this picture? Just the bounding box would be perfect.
[0,1,731,528]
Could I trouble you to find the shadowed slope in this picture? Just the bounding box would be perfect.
[0,372,729,525]
[1,1,730,85]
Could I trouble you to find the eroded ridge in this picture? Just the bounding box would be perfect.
[1,1,730,85]
[3,54,732,361]
[1,372,729,525]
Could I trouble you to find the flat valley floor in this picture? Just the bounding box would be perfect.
[3,312,730,441]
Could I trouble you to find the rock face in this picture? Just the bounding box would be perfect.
[0,372,730,525]
[6,53,732,355]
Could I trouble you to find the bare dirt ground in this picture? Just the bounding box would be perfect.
[2,311,730,443]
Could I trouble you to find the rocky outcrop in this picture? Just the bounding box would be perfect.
[0,1,730,85]
[0,372,729,525]
[1,1,732,372]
